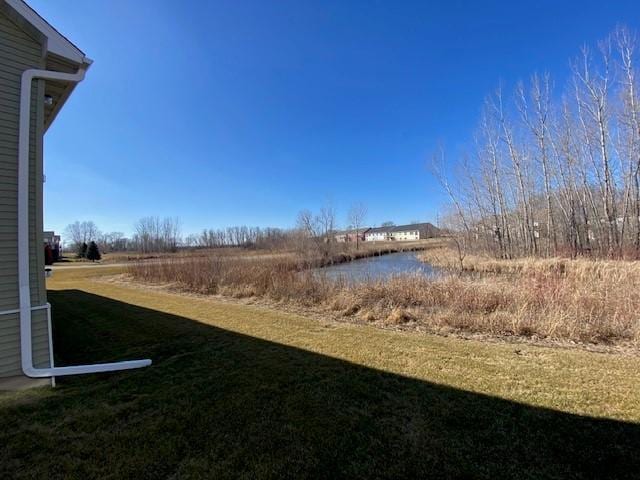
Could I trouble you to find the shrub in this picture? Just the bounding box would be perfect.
[128,251,640,345]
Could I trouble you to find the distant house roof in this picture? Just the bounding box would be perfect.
[365,223,440,235]
[335,227,371,235]
[366,226,390,234]
[389,222,437,233]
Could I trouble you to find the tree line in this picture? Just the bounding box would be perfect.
[62,202,375,257]
[434,26,640,259]
[64,218,297,254]
[184,226,291,250]
[64,217,181,255]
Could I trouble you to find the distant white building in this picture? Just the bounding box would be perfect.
[364,227,390,242]
[391,228,420,241]
[364,223,439,242]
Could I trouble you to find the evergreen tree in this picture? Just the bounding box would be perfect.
[77,242,88,258]
[86,241,101,262]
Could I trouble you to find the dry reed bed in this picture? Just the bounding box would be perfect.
[128,252,640,346]
[420,247,640,277]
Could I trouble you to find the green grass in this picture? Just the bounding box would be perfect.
[1,267,639,479]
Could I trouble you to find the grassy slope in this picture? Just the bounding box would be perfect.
[1,267,639,479]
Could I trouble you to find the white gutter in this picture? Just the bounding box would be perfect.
[19,68,152,378]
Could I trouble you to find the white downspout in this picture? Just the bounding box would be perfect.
[19,68,152,378]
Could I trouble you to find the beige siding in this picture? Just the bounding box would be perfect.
[0,10,50,377]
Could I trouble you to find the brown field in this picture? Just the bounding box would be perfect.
[62,239,441,265]
[127,242,640,347]
[2,265,638,478]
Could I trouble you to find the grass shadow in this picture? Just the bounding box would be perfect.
[0,288,638,479]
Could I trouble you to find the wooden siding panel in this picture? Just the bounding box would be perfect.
[0,9,49,378]
[32,309,50,368]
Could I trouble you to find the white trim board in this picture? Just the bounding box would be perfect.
[5,0,91,65]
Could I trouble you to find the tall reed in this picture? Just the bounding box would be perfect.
[128,252,640,345]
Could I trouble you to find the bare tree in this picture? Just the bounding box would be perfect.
[133,216,181,253]
[347,202,367,250]
[517,73,557,255]
[429,147,471,234]
[296,204,337,258]
[573,42,619,255]
[64,220,100,251]
[433,26,640,260]
[98,231,128,253]
[617,27,640,256]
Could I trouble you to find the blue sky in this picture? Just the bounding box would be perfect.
[31,0,640,237]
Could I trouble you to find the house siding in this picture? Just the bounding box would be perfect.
[0,9,50,378]
[364,223,439,242]
[365,231,389,242]
[391,230,420,241]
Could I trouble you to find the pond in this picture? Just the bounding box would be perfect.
[315,251,442,283]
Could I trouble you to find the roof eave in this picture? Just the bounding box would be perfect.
[5,0,89,65]
[43,59,91,132]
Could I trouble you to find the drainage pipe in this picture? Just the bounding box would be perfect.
[19,68,151,377]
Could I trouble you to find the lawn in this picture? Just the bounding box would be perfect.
[1,267,639,479]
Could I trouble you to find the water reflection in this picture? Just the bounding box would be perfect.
[316,251,441,283]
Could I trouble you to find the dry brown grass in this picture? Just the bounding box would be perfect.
[128,247,640,346]
[420,246,640,276]
[101,239,443,264]
[417,248,640,343]
[17,265,636,478]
